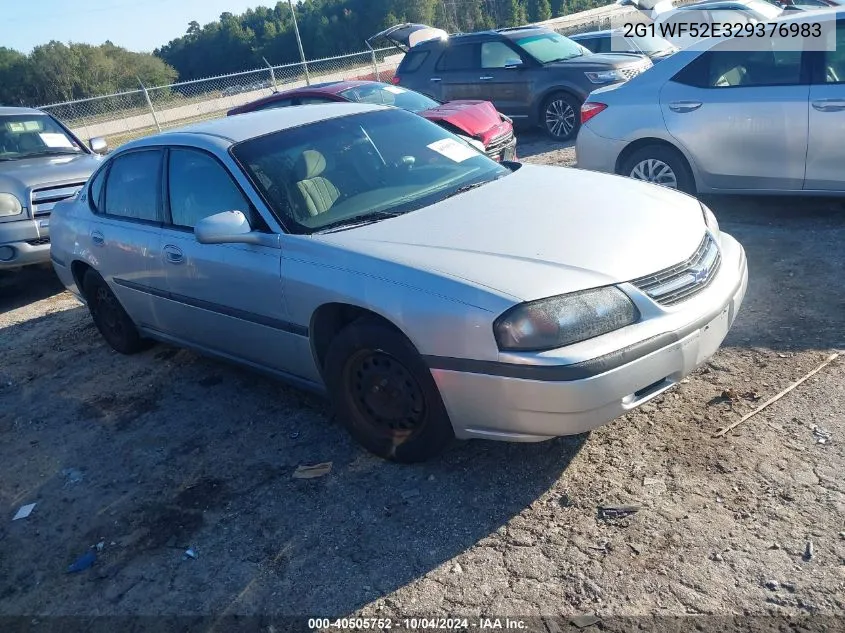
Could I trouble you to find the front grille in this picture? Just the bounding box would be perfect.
[631,234,721,306]
[620,61,652,81]
[26,237,50,246]
[485,130,515,159]
[30,182,86,217]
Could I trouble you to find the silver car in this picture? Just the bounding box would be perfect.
[50,103,748,462]
[0,107,107,271]
[576,9,845,195]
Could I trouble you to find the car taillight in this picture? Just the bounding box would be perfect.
[391,76,401,85]
[581,102,607,125]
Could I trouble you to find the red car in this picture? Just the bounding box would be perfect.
[227,80,518,162]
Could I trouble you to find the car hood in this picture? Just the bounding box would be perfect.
[548,52,649,69]
[316,165,707,302]
[0,153,101,193]
[419,100,510,143]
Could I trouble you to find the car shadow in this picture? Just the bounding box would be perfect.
[702,194,845,353]
[0,265,66,313]
[0,308,587,617]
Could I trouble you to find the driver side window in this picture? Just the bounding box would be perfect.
[167,148,257,230]
[823,19,845,83]
[481,41,521,68]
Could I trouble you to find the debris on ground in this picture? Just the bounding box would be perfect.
[292,462,332,479]
[713,352,840,437]
[62,468,84,486]
[811,425,832,444]
[721,388,740,401]
[451,563,463,574]
[289,431,300,439]
[642,477,663,486]
[743,391,762,401]
[598,504,641,519]
[67,551,96,573]
[12,503,36,521]
[804,541,814,561]
[570,614,601,628]
[765,580,779,591]
[183,548,198,560]
[628,543,643,555]
[95,541,105,552]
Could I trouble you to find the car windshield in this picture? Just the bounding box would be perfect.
[513,32,586,63]
[0,114,85,160]
[338,84,440,113]
[231,108,510,235]
[747,0,786,16]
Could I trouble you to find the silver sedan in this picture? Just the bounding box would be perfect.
[50,103,748,462]
[576,9,845,195]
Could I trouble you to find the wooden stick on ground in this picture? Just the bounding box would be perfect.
[713,352,840,438]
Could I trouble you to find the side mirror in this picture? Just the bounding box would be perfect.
[504,58,524,69]
[195,210,269,246]
[89,137,108,155]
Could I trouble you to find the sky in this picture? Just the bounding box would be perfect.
[6,0,282,54]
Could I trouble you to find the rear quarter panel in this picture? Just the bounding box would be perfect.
[50,196,91,298]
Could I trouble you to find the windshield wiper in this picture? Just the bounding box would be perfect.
[315,210,400,234]
[546,54,582,63]
[440,176,505,201]
[19,149,83,158]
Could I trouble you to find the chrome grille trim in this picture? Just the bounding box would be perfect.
[631,234,721,306]
[30,182,86,217]
[485,129,515,158]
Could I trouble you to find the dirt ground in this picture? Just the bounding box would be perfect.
[1,133,844,627]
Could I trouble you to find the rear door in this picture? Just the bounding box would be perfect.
[661,36,809,191]
[88,148,167,329]
[434,42,483,101]
[155,146,295,372]
[479,40,533,118]
[804,17,845,190]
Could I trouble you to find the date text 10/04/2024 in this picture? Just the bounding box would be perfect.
[308,617,528,630]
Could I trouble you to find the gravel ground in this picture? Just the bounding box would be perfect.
[1,133,844,626]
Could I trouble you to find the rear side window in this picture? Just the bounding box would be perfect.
[576,37,601,53]
[436,43,478,71]
[398,49,430,73]
[103,150,162,222]
[673,40,803,88]
[254,98,294,111]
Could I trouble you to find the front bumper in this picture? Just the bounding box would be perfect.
[574,124,627,174]
[431,233,748,442]
[0,218,51,270]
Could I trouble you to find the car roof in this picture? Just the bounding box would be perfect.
[415,24,552,46]
[123,103,385,148]
[0,106,48,116]
[274,80,388,98]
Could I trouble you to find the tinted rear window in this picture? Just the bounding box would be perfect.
[436,44,478,71]
[398,50,430,73]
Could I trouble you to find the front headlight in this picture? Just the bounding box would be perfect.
[584,69,624,84]
[494,287,640,352]
[0,193,23,217]
[701,202,720,237]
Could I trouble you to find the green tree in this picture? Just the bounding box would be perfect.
[527,0,552,21]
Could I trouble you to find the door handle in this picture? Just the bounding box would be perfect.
[811,99,845,112]
[429,77,442,82]
[90,230,104,246]
[668,101,702,113]
[479,75,494,80]
[163,244,183,264]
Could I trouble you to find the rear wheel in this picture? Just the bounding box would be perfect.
[542,92,581,141]
[83,270,152,355]
[620,144,696,195]
[323,318,454,463]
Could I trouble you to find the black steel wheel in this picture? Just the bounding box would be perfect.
[83,269,152,354]
[324,317,454,462]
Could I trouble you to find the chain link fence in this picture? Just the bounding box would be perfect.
[39,48,404,149]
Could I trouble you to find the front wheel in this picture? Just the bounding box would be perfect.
[542,92,581,141]
[323,318,455,463]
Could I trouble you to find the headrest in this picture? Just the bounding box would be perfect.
[295,149,326,180]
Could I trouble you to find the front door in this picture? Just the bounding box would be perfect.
[88,148,167,329]
[155,147,294,373]
[804,18,845,191]
[479,41,532,118]
[661,37,809,191]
